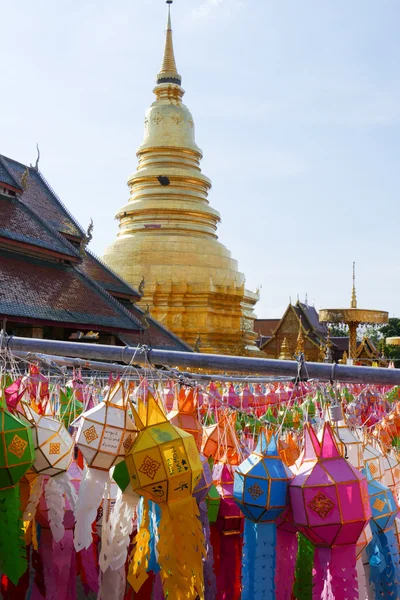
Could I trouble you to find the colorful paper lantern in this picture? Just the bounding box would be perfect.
[168,387,203,450]
[24,405,74,477]
[75,381,137,471]
[211,462,243,599]
[380,450,400,502]
[234,433,292,598]
[234,432,292,523]
[74,382,137,551]
[0,407,35,584]
[363,438,384,481]
[290,423,371,599]
[331,417,364,470]
[202,411,241,465]
[206,482,221,524]
[364,464,400,597]
[193,453,213,504]
[126,393,205,599]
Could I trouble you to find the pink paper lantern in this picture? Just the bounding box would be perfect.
[241,384,254,410]
[223,384,240,408]
[290,423,371,599]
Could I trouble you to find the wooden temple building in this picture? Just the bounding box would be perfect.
[257,300,386,365]
[0,153,191,351]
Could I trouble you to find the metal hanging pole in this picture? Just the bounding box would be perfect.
[3,335,400,385]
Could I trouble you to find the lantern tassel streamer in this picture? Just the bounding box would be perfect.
[243,520,277,600]
[23,474,44,522]
[313,546,333,600]
[356,556,370,600]
[0,485,29,585]
[54,471,78,513]
[99,488,139,573]
[74,467,109,552]
[384,526,400,595]
[275,527,298,600]
[127,497,151,593]
[241,519,256,600]
[98,566,126,600]
[330,545,358,600]
[293,533,314,600]
[199,500,217,600]
[44,476,65,543]
[157,497,205,600]
[365,533,389,598]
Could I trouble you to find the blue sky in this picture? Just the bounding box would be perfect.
[1,0,399,318]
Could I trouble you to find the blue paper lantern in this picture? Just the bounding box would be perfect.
[364,464,400,598]
[234,432,292,522]
[234,433,292,599]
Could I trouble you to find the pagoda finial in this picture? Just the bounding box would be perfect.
[351,261,357,308]
[296,316,305,355]
[157,0,182,86]
[279,337,292,360]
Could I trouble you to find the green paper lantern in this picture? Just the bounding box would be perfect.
[0,407,35,585]
[112,459,130,493]
[0,409,35,489]
[59,388,83,429]
[206,483,220,524]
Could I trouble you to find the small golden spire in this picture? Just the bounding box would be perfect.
[351,261,357,308]
[157,1,181,85]
[296,316,305,355]
[279,338,292,360]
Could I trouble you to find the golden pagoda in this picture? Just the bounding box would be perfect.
[103,1,259,355]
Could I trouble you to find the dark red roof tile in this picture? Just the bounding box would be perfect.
[0,250,141,331]
[1,156,84,239]
[0,194,78,259]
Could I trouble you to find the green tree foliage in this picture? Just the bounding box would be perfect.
[329,324,348,337]
[380,318,400,366]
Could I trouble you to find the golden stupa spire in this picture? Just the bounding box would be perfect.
[296,316,305,354]
[279,338,292,360]
[102,0,260,355]
[351,261,357,308]
[157,1,182,86]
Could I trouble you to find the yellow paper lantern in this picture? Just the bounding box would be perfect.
[126,395,202,504]
[125,393,205,599]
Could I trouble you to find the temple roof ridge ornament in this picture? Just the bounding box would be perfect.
[157,0,182,86]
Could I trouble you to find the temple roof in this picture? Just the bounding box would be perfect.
[261,301,330,352]
[0,155,85,240]
[0,151,191,351]
[0,156,21,191]
[78,251,141,301]
[0,249,142,331]
[294,302,328,340]
[0,193,79,260]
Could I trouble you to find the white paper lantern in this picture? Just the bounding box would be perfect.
[24,404,74,476]
[75,381,137,471]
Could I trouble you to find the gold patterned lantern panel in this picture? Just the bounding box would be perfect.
[363,440,384,481]
[125,394,203,505]
[24,405,74,476]
[75,382,137,471]
[0,409,35,489]
[380,452,400,502]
